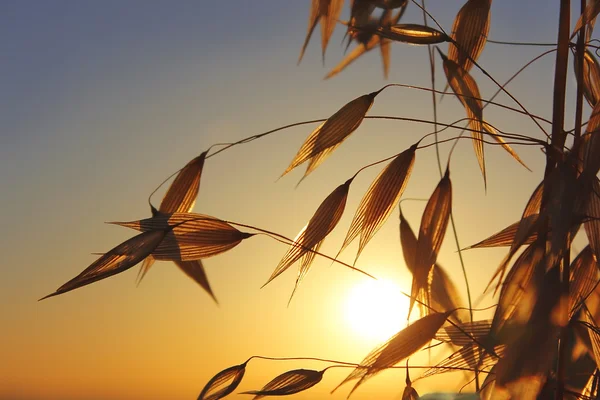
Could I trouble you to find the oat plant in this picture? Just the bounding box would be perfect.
[40,0,600,399]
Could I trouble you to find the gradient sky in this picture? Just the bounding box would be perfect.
[0,1,590,399]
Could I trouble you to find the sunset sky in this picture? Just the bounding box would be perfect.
[0,1,590,399]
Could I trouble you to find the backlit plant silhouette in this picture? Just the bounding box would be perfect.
[40,0,600,399]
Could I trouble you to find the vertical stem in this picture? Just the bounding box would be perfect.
[548,0,571,166]
[550,1,571,399]
[573,0,586,144]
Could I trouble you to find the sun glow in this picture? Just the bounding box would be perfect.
[344,279,410,343]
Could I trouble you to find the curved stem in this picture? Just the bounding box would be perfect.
[246,355,495,374]
[206,119,327,160]
[220,221,376,280]
[381,83,552,125]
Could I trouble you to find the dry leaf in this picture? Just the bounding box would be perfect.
[333,311,451,397]
[439,49,486,184]
[574,48,600,108]
[375,24,450,45]
[282,92,379,181]
[507,181,545,255]
[490,241,545,336]
[241,369,324,399]
[579,310,600,371]
[579,101,600,178]
[584,178,600,261]
[263,179,353,301]
[485,183,545,293]
[523,181,544,217]
[410,168,452,318]
[339,144,417,264]
[298,0,345,63]
[572,0,600,38]
[199,362,247,400]
[40,230,166,300]
[112,213,253,262]
[448,0,492,73]
[570,246,599,316]
[495,266,563,399]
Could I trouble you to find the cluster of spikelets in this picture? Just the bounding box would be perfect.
[196,0,600,399]
[42,0,600,399]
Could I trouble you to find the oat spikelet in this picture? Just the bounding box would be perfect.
[282,92,379,182]
[198,362,247,400]
[333,311,451,398]
[339,144,417,264]
[448,0,492,73]
[241,369,324,399]
[298,0,345,63]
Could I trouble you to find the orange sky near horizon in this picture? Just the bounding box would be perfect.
[0,1,591,399]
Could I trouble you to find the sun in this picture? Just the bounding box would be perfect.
[344,278,410,343]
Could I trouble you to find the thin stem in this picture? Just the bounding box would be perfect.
[146,111,542,209]
[347,125,539,183]
[247,355,495,373]
[487,49,558,108]
[381,83,552,125]
[247,355,494,374]
[487,39,558,46]
[370,116,543,144]
[248,355,357,366]
[417,136,542,150]
[350,117,491,180]
[206,119,327,160]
